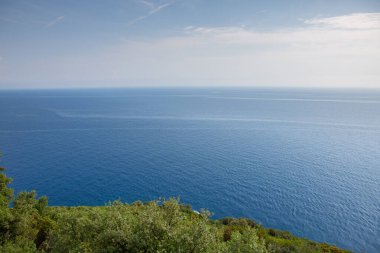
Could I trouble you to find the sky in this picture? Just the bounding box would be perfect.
[0,0,380,89]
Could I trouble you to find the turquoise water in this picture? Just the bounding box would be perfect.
[0,88,379,252]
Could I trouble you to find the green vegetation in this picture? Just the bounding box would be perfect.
[0,166,350,253]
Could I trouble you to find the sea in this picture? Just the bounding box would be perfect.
[0,88,379,252]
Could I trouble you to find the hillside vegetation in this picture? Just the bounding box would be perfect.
[0,167,350,253]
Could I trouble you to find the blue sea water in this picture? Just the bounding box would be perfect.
[0,88,379,252]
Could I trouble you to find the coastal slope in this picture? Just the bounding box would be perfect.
[0,168,350,253]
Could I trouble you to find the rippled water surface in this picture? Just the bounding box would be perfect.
[0,88,379,252]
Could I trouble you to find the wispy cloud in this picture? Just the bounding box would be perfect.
[182,13,380,47]
[128,1,174,26]
[0,16,29,26]
[3,12,380,88]
[305,13,380,30]
[44,15,64,28]
[99,12,380,87]
[136,0,155,9]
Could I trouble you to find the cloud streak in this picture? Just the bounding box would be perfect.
[45,15,65,28]
[136,0,155,9]
[0,16,28,25]
[128,1,174,26]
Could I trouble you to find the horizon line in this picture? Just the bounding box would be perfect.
[1,85,380,91]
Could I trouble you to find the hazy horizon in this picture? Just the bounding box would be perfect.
[1,0,380,89]
[3,85,380,91]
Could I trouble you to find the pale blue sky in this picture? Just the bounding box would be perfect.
[1,0,380,88]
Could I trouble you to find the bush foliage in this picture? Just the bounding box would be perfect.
[0,167,351,253]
